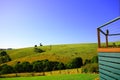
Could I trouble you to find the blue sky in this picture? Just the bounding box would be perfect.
[0,0,119,48]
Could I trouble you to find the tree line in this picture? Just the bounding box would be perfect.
[0,50,98,74]
[0,57,83,74]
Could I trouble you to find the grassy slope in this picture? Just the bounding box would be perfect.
[5,43,98,65]
[0,74,99,80]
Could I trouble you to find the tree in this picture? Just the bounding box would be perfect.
[14,62,23,73]
[0,51,7,56]
[42,59,51,71]
[0,51,11,64]
[40,43,43,46]
[49,61,59,70]
[0,64,14,74]
[21,62,32,72]
[32,60,44,72]
[57,62,65,70]
[34,45,37,47]
[67,57,83,69]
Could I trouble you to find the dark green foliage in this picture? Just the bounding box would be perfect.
[65,62,72,69]
[32,60,44,72]
[57,62,65,70]
[91,55,98,63]
[34,45,37,47]
[40,43,43,46]
[67,57,83,69]
[0,51,11,64]
[82,63,99,73]
[50,61,59,70]
[21,62,32,72]
[0,64,14,74]
[34,48,44,53]
[42,59,52,71]
[82,56,99,73]
[84,59,91,65]
[0,51,7,56]
[14,62,23,73]
[0,59,81,75]
[84,56,98,66]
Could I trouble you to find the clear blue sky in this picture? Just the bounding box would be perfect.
[0,0,119,48]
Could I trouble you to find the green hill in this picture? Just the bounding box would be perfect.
[3,43,98,65]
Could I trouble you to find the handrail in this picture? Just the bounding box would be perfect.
[98,16,120,29]
[97,17,120,48]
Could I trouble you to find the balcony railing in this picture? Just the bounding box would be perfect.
[97,17,120,48]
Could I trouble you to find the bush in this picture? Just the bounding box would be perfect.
[66,57,83,69]
[42,59,51,71]
[0,51,11,64]
[49,61,59,70]
[57,62,65,70]
[34,48,44,53]
[84,59,91,65]
[32,60,44,72]
[91,56,98,63]
[14,62,23,73]
[21,62,32,72]
[0,64,14,74]
[82,63,99,73]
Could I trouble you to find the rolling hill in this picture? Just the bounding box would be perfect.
[1,43,99,65]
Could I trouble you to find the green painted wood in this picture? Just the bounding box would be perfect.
[99,53,120,57]
[99,56,120,64]
[99,64,120,75]
[98,52,120,80]
[99,60,120,69]
[100,69,120,79]
[99,72,115,80]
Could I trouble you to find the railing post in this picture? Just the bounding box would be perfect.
[106,30,109,47]
[97,28,101,48]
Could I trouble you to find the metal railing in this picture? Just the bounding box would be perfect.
[97,16,120,48]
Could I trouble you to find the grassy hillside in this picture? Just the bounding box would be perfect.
[4,43,98,65]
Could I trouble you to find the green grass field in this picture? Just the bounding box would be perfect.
[0,74,99,80]
[5,43,98,65]
[3,41,120,66]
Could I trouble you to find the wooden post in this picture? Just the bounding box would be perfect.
[97,28,101,48]
[106,30,109,47]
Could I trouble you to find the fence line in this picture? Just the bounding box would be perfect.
[0,68,81,78]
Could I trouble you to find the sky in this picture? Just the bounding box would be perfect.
[0,0,119,48]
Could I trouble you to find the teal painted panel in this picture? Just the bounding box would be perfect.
[100,69,120,79]
[98,52,120,80]
[99,56,120,63]
[99,53,120,57]
[99,72,115,80]
[99,64,120,75]
[99,60,120,69]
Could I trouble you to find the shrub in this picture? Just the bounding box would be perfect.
[32,60,44,72]
[82,63,99,73]
[21,62,32,72]
[14,62,23,73]
[57,62,65,70]
[0,64,14,74]
[84,59,91,65]
[0,51,11,64]
[66,57,83,69]
[91,56,98,63]
[34,48,44,53]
